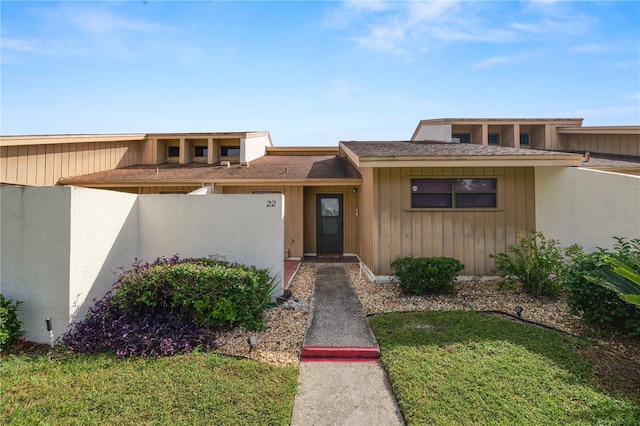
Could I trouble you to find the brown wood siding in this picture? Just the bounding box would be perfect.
[0,141,141,186]
[222,185,304,258]
[371,167,535,276]
[357,168,375,268]
[303,186,358,255]
[558,133,640,156]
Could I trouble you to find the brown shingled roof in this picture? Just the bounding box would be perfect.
[340,141,578,158]
[59,155,362,186]
[339,141,583,168]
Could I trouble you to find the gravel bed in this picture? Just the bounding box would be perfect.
[212,263,640,367]
[212,264,314,367]
[346,265,640,364]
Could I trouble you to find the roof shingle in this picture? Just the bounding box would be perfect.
[340,141,580,158]
[59,155,361,185]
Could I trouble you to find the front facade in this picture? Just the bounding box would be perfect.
[2,118,639,278]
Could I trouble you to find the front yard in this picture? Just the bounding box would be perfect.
[2,263,639,424]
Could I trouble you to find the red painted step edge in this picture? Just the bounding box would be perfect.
[301,346,380,361]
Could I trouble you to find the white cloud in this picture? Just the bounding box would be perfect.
[55,6,163,35]
[472,55,517,69]
[2,4,171,60]
[1,37,42,54]
[327,0,593,56]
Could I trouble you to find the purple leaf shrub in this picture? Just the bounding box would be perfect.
[60,291,216,358]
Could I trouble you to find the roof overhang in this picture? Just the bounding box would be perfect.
[59,177,362,188]
[340,144,583,168]
[0,131,273,147]
[0,134,147,147]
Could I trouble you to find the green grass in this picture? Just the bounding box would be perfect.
[370,311,640,426]
[1,351,297,425]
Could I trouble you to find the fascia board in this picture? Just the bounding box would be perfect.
[0,134,147,146]
[355,155,583,168]
[59,178,363,187]
[339,144,362,168]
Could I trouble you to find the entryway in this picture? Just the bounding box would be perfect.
[316,194,343,254]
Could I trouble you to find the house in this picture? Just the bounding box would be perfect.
[2,119,639,279]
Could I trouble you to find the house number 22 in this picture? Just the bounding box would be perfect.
[266,200,277,207]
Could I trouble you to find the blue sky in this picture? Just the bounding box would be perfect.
[2,1,639,145]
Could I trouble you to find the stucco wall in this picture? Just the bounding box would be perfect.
[1,187,285,344]
[241,134,272,163]
[1,186,72,343]
[69,188,139,324]
[413,124,452,142]
[535,167,640,251]
[138,194,284,291]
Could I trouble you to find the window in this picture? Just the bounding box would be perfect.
[168,146,180,157]
[520,133,529,145]
[452,133,471,143]
[194,146,208,157]
[488,133,500,145]
[221,146,240,157]
[411,178,497,209]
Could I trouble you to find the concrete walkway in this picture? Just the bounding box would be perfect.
[290,264,405,426]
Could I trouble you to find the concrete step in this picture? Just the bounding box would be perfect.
[301,345,380,362]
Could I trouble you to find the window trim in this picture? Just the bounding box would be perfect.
[167,146,180,158]
[408,177,501,211]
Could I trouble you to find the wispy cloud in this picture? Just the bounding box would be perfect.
[57,6,163,35]
[327,0,592,57]
[473,55,519,69]
[2,4,171,61]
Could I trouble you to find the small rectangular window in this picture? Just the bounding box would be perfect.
[411,178,497,209]
[194,146,208,157]
[168,146,180,157]
[488,134,500,145]
[520,133,529,145]
[452,133,471,143]
[221,146,240,157]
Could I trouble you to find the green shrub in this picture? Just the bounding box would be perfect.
[490,231,565,297]
[113,256,276,330]
[391,256,464,295]
[0,294,24,351]
[565,238,640,336]
[586,253,640,306]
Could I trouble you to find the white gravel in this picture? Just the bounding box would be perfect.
[212,263,640,367]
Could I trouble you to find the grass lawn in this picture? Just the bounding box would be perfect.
[370,311,640,426]
[1,351,297,425]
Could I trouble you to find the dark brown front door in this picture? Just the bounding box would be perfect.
[316,194,343,254]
